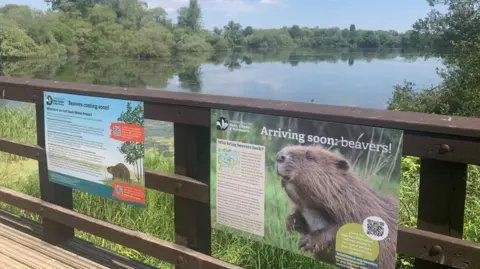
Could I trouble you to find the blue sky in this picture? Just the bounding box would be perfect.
[9,0,446,31]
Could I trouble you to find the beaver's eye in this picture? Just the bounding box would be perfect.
[337,159,349,170]
[306,151,315,161]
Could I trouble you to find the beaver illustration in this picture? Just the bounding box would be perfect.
[107,163,131,183]
[275,145,398,268]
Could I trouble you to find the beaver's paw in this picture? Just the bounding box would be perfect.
[286,213,297,233]
[287,211,309,234]
[299,230,333,254]
[299,234,314,252]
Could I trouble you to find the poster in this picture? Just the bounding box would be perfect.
[210,109,403,269]
[44,91,146,207]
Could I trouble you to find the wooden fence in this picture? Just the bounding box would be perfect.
[0,76,479,269]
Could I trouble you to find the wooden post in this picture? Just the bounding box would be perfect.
[173,123,211,267]
[36,94,74,244]
[414,158,467,268]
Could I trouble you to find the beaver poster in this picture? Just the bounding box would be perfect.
[44,92,146,207]
[210,108,404,269]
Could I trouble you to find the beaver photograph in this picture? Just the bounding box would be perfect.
[275,144,398,269]
[210,108,403,269]
[106,163,131,183]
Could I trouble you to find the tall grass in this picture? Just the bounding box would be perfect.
[0,105,479,269]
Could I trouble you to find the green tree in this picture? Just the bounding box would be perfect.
[117,102,145,182]
[223,20,245,46]
[45,0,104,16]
[213,27,222,35]
[349,24,356,32]
[389,0,480,117]
[0,20,45,57]
[145,7,172,28]
[243,26,254,36]
[177,0,202,31]
[288,25,303,39]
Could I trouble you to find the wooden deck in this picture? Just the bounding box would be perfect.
[0,209,156,269]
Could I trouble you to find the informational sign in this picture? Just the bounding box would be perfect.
[44,92,146,207]
[210,109,404,269]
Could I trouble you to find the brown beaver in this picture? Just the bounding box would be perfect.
[275,145,398,269]
[107,163,131,183]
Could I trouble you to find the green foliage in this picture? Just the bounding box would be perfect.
[172,27,213,53]
[0,21,44,57]
[131,22,174,57]
[177,0,202,31]
[388,0,480,118]
[0,0,434,58]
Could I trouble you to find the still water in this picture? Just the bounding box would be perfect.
[0,49,443,110]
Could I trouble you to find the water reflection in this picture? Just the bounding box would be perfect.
[0,49,442,109]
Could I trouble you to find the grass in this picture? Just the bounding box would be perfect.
[0,105,479,269]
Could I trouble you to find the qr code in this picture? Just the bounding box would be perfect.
[113,126,121,136]
[366,219,385,237]
[115,185,123,195]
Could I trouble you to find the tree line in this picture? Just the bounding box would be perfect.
[0,0,431,58]
[388,0,480,118]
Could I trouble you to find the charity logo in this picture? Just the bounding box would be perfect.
[46,95,53,105]
[216,117,229,131]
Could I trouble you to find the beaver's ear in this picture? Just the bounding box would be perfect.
[336,159,349,171]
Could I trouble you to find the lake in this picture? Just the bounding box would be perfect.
[0,49,443,110]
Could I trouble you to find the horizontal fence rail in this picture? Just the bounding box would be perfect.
[1,76,480,269]
[0,138,209,204]
[2,77,480,166]
[1,76,480,137]
[0,187,242,269]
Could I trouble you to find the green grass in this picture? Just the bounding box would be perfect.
[0,105,479,269]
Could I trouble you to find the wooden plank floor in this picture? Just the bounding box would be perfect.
[0,209,158,269]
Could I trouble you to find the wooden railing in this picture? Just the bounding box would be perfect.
[0,76,479,269]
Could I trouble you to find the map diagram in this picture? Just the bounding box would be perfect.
[217,148,241,174]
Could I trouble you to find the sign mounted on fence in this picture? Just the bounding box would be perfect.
[43,92,146,207]
[210,109,404,269]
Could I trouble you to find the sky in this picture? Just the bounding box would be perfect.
[6,0,446,32]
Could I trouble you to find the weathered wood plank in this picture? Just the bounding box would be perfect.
[0,234,76,269]
[0,85,36,103]
[414,159,468,268]
[145,169,209,204]
[0,252,34,269]
[145,102,209,127]
[0,209,155,269]
[0,187,243,269]
[35,96,74,245]
[403,133,480,165]
[398,226,479,268]
[1,76,480,139]
[0,137,42,160]
[173,123,211,266]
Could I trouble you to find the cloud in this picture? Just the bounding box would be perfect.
[260,0,283,4]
